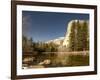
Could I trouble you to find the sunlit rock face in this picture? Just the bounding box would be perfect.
[46,37,64,45]
[63,20,75,47]
[62,20,89,49]
[45,20,89,52]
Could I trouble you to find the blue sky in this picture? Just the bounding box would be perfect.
[22,11,89,42]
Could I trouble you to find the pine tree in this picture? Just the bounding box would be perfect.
[67,20,89,51]
[76,20,83,51]
[68,21,76,51]
[82,21,89,50]
[22,36,28,52]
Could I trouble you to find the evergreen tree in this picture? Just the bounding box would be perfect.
[76,20,83,51]
[82,21,89,50]
[68,21,76,51]
[22,36,28,52]
[68,20,89,51]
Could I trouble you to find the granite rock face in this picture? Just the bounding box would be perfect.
[46,20,89,51]
[62,20,89,51]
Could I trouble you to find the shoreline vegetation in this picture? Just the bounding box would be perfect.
[22,20,89,69]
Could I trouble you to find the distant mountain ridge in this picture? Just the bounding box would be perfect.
[46,37,64,45]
